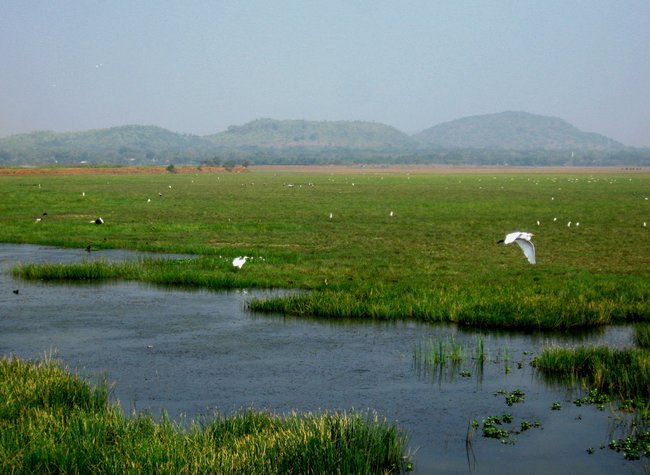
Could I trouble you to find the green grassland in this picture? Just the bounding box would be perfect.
[2,168,649,330]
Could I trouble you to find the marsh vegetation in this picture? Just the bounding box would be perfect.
[0,356,408,474]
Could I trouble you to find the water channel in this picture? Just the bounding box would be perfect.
[0,244,644,474]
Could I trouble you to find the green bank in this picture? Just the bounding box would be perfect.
[0,356,409,474]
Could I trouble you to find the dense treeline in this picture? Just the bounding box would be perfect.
[2,145,650,167]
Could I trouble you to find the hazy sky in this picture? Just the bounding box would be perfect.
[2,1,649,146]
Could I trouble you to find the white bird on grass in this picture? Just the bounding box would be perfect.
[232,256,248,269]
[498,231,536,265]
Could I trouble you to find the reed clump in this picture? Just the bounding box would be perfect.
[0,356,410,474]
[533,347,650,401]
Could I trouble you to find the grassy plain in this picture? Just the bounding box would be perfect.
[3,167,648,330]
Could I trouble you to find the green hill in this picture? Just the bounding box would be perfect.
[0,125,214,166]
[207,119,419,150]
[415,111,624,151]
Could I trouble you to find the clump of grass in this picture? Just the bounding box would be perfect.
[635,324,650,349]
[250,279,650,331]
[413,336,464,369]
[533,346,650,401]
[0,356,410,474]
[12,260,138,281]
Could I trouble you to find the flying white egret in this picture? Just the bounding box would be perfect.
[232,256,248,269]
[498,231,536,265]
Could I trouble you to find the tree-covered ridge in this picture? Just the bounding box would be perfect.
[208,119,419,149]
[415,111,624,150]
[0,113,647,167]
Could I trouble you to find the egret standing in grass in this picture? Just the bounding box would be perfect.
[498,231,536,264]
[232,256,248,269]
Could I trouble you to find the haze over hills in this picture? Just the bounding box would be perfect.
[207,119,419,150]
[0,112,647,167]
[415,111,624,151]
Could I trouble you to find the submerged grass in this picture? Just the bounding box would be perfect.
[0,356,410,474]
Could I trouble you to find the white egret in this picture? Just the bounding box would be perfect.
[232,256,248,269]
[498,231,536,265]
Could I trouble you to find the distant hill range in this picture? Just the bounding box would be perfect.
[1,111,647,167]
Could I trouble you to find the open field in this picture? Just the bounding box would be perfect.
[2,166,648,330]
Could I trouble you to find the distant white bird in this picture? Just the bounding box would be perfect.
[329,212,333,219]
[498,231,536,265]
[91,217,104,224]
[390,211,394,217]
[232,256,248,269]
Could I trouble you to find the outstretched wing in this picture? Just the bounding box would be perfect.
[514,239,536,264]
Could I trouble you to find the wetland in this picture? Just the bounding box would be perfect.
[1,244,646,473]
[1,168,649,473]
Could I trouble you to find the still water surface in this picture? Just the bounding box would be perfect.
[0,244,644,474]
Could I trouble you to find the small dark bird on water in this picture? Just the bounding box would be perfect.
[13,289,19,295]
[86,245,92,252]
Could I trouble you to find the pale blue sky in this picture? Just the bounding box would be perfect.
[1,1,649,146]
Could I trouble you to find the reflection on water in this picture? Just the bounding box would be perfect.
[0,244,642,474]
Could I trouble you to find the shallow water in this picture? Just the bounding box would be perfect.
[0,244,646,474]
